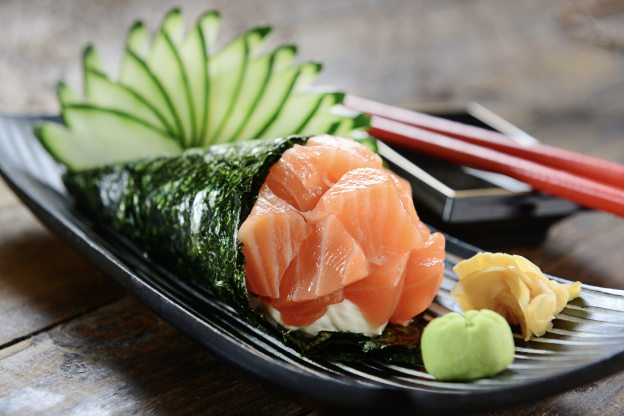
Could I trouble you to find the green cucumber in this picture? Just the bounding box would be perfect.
[182,11,220,147]
[57,81,81,106]
[126,21,150,59]
[199,11,220,54]
[161,8,184,44]
[246,26,272,56]
[259,92,325,139]
[292,62,322,93]
[148,29,195,146]
[203,27,270,145]
[37,106,180,170]
[234,60,315,142]
[215,45,295,144]
[38,9,370,172]
[329,105,371,138]
[179,16,208,146]
[298,92,346,136]
[119,49,182,142]
[84,69,172,136]
[212,52,272,144]
[35,122,91,171]
[83,45,109,77]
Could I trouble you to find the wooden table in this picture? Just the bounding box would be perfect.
[2,0,624,414]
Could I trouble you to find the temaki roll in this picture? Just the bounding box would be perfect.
[64,136,303,328]
[64,134,445,363]
[37,10,445,362]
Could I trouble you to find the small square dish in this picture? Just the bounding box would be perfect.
[378,103,581,249]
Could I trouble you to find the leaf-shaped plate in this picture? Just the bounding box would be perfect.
[1,113,623,415]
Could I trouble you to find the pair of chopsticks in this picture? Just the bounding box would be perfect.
[344,95,624,217]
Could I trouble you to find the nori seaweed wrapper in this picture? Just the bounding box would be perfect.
[63,136,424,363]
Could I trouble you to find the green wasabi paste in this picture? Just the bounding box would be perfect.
[421,310,514,380]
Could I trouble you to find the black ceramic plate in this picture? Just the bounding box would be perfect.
[1,113,623,415]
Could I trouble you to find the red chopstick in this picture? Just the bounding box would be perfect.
[369,116,624,217]
[345,95,624,189]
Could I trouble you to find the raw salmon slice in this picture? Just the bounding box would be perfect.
[237,185,312,298]
[384,168,412,196]
[306,135,383,184]
[418,221,431,240]
[277,214,372,303]
[265,145,330,212]
[321,168,424,266]
[273,289,345,327]
[390,232,445,325]
[239,135,445,331]
[344,252,410,327]
[384,168,420,227]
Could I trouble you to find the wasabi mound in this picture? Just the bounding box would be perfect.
[421,310,514,381]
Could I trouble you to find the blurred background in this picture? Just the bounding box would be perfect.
[1,0,623,139]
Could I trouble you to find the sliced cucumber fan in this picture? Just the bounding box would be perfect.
[35,9,369,171]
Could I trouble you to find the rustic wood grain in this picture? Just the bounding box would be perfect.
[0,178,19,210]
[484,376,624,416]
[0,204,125,346]
[0,297,311,416]
[510,211,624,290]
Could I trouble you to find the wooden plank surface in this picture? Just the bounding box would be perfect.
[0,203,125,346]
[1,0,624,414]
[0,297,310,416]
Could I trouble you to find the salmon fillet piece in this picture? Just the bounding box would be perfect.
[272,289,345,327]
[345,252,410,327]
[237,185,312,298]
[276,214,372,303]
[321,168,424,266]
[239,135,444,330]
[390,232,446,325]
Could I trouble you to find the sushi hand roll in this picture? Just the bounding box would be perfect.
[64,135,445,363]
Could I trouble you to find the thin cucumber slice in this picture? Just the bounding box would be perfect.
[179,18,209,146]
[297,92,346,136]
[331,117,355,138]
[292,62,322,93]
[212,52,272,144]
[184,11,220,146]
[35,122,96,171]
[227,46,299,142]
[161,8,184,44]
[235,60,317,142]
[271,45,296,71]
[126,21,150,59]
[203,28,270,145]
[119,49,181,142]
[42,9,367,173]
[259,92,325,139]
[148,29,194,147]
[330,106,370,138]
[83,45,109,76]
[84,69,172,135]
[247,26,271,56]
[37,107,181,171]
[199,11,220,53]
[57,81,81,106]
[215,45,295,144]
[203,34,248,145]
